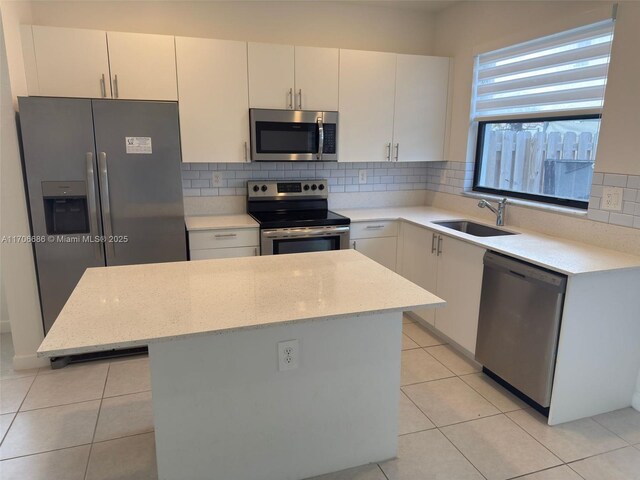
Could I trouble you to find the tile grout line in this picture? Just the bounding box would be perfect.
[501,409,566,466]
[435,423,489,480]
[83,362,111,480]
[0,442,94,463]
[590,412,638,446]
[376,462,390,480]
[0,430,156,463]
[0,374,38,447]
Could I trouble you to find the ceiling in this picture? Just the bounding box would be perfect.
[347,1,460,13]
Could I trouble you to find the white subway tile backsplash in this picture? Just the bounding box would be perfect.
[191,179,210,188]
[181,161,640,231]
[603,173,627,187]
[587,207,607,222]
[609,212,635,227]
[627,175,640,189]
[622,202,637,215]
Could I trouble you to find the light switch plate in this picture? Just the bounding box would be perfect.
[358,170,367,184]
[601,186,623,211]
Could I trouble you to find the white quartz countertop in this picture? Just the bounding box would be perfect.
[185,214,258,231]
[38,250,444,357]
[336,206,640,276]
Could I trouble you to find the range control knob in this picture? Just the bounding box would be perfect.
[311,184,317,191]
[252,185,260,192]
[261,185,268,192]
[318,184,325,191]
[303,184,310,191]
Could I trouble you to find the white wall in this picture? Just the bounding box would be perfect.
[0,1,48,369]
[28,0,435,55]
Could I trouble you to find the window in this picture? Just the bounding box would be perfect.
[472,20,615,208]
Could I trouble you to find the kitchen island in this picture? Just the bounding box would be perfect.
[38,250,444,480]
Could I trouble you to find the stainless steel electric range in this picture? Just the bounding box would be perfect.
[247,180,350,255]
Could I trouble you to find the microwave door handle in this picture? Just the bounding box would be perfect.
[317,117,324,160]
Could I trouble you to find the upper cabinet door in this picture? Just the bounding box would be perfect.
[176,37,249,163]
[30,26,111,98]
[248,42,295,109]
[338,49,397,162]
[393,55,449,162]
[294,46,339,111]
[107,32,178,101]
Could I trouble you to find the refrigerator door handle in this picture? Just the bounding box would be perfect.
[86,152,102,260]
[98,152,115,259]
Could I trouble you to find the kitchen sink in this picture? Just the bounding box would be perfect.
[432,220,518,237]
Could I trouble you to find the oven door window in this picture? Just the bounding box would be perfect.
[255,122,318,154]
[273,236,340,255]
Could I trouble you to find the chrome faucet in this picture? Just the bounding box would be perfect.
[478,198,507,226]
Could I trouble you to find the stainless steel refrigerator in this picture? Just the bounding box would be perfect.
[19,97,187,334]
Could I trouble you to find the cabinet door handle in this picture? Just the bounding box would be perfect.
[394,143,399,161]
[298,88,302,109]
[365,225,385,229]
[288,88,293,109]
[100,74,107,98]
[214,233,237,239]
[386,143,391,161]
[113,74,119,98]
[244,141,248,162]
[254,247,258,256]
[437,235,443,256]
[431,233,437,254]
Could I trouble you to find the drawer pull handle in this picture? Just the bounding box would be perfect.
[365,225,385,229]
[214,233,237,238]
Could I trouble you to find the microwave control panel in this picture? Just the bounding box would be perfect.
[323,124,337,154]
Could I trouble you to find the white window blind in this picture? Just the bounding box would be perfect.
[472,20,615,119]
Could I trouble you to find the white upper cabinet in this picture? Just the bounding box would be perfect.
[247,43,339,111]
[339,49,397,162]
[176,37,249,164]
[293,46,339,111]
[248,42,295,109]
[107,32,178,101]
[23,26,177,100]
[29,26,111,98]
[393,55,449,162]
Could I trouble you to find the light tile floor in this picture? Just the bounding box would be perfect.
[1,321,640,480]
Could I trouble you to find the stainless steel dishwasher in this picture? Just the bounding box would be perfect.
[475,251,567,410]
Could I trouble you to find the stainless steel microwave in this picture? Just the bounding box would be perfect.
[249,109,338,162]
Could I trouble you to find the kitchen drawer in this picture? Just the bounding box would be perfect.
[190,246,259,260]
[189,228,259,250]
[350,221,398,239]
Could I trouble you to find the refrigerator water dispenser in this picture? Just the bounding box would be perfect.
[42,181,90,235]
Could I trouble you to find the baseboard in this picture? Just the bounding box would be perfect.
[12,352,50,370]
[0,320,11,334]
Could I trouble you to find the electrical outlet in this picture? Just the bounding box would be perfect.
[601,186,623,211]
[212,172,223,187]
[278,339,299,371]
[358,170,367,184]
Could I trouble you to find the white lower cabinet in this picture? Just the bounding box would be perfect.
[189,228,259,260]
[350,221,398,271]
[400,222,484,353]
[399,222,438,325]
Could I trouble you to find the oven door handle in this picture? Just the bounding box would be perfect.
[262,226,350,238]
[317,117,324,161]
